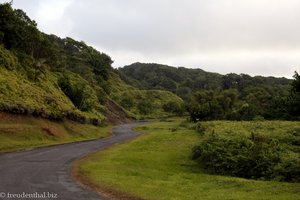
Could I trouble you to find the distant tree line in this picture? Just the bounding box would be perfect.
[119,63,299,121]
[189,72,300,121]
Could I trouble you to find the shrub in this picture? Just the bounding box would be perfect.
[275,155,300,182]
[189,103,210,122]
[163,101,185,115]
[253,115,265,121]
[179,120,190,128]
[120,95,134,109]
[194,122,206,135]
[0,45,18,70]
[58,74,100,112]
[192,133,300,182]
[169,127,178,132]
[66,111,87,124]
[0,102,33,115]
[90,118,101,126]
[137,100,153,115]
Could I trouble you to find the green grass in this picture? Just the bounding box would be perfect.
[109,72,184,119]
[76,118,300,200]
[112,88,184,119]
[0,64,105,122]
[0,113,111,152]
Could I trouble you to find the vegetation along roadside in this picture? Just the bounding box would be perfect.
[74,118,300,200]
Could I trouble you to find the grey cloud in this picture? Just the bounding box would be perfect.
[4,0,300,77]
[62,0,300,52]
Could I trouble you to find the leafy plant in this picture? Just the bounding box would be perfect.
[194,122,206,135]
[137,100,153,115]
[193,132,300,182]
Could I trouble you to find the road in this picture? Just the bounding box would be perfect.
[0,122,144,200]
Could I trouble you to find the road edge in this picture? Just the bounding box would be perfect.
[72,125,148,200]
[0,127,114,155]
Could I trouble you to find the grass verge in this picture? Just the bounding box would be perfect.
[0,112,111,153]
[74,118,300,200]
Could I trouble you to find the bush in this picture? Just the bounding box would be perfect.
[179,120,190,128]
[192,133,300,182]
[89,118,101,126]
[189,104,210,122]
[120,95,134,109]
[0,45,18,70]
[275,155,300,182]
[58,74,100,112]
[0,102,33,115]
[137,100,153,115]
[194,122,206,135]
[253,115,265,121]
[66,111,87,124]
[163,101,185,115]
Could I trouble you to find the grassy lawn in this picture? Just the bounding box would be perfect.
[75,118,300,200]
[0,113,111,152]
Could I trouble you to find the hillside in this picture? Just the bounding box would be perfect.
[118,62,297,120]
[0,2,298,125]
[119,62,291,100]
[0,3,182,126]
[119,62,223,93]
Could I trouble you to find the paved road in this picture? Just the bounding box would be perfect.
[0,122,144,200]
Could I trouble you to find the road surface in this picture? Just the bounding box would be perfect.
[0,122,144,200]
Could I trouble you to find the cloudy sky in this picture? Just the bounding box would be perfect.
[2,0,300,77]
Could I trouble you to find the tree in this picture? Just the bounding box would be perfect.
[222,73,241,89]
[163,101,185,115]
[218,89,238,112]
[0,3,52,60]
[189,103,210,122]
[291,71,300,93]
[288,71,300,118]
[188,91,223,121]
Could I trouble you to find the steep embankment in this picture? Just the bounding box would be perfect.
[0,48,105,124]
[0,112,111,152]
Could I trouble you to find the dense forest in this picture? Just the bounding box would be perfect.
[119,63,300,120]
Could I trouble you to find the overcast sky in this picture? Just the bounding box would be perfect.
[2,0,300,77]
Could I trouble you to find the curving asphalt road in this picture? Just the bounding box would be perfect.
[0,122,144,200]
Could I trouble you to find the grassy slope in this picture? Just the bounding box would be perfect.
[1,45,184,122]
[0,67,73,114]
[121,89,184,119]
[0,112,111,153]
[75,119,300,200]
[110,73,184,119]
[0,51,105,122]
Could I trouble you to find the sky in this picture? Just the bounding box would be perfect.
[2,0,300,77]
